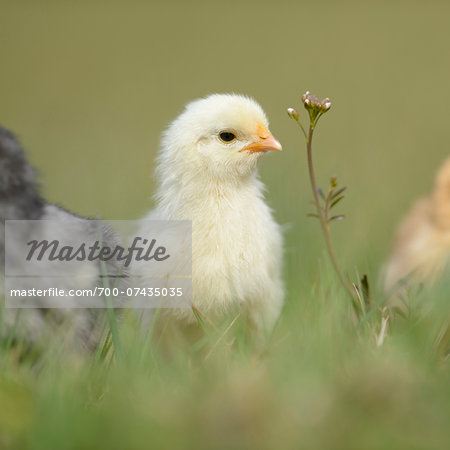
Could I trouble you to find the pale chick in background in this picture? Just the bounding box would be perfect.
[134,94,284,340]
[384,157,450,292]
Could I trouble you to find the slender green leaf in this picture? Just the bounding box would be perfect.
[318,188,325,201]
[360,274,370,306]
[330,196,345,209]
[329,215,346,222]
[331,186,347,200]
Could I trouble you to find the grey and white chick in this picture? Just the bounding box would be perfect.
[0,125,124,351]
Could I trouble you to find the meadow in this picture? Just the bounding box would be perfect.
[1,1,449,448]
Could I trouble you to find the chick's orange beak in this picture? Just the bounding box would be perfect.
[240,124,282,154]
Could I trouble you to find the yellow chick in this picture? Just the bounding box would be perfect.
[134,94,284,339]
[384,157,450,292]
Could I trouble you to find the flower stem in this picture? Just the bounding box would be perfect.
[306,126,360,313]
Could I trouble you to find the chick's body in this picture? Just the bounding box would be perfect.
[135,94,284,334]
[385,157,450,291]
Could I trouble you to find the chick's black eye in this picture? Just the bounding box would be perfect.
[219,132,236,143]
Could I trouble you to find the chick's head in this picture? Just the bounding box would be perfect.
[159,94,282,181]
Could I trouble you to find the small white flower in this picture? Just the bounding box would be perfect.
[287,108,299,120]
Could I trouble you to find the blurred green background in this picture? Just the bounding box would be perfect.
[2,0,449,287]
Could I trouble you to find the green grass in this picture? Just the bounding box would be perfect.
[1,265,449,449]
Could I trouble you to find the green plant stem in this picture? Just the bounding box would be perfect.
[295,117,308,141]
[306,126,360,312]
